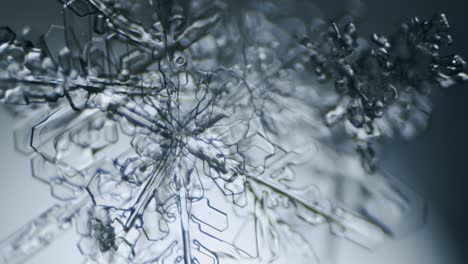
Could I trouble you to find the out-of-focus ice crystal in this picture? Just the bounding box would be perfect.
[0,0,465,263]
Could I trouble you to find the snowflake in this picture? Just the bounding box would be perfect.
[0,1,464,264]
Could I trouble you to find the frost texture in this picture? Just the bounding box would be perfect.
[0,1,465,264]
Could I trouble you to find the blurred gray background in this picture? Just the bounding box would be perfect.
[0,0,467,263]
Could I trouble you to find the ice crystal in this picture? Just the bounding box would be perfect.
[0,1,465,263]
